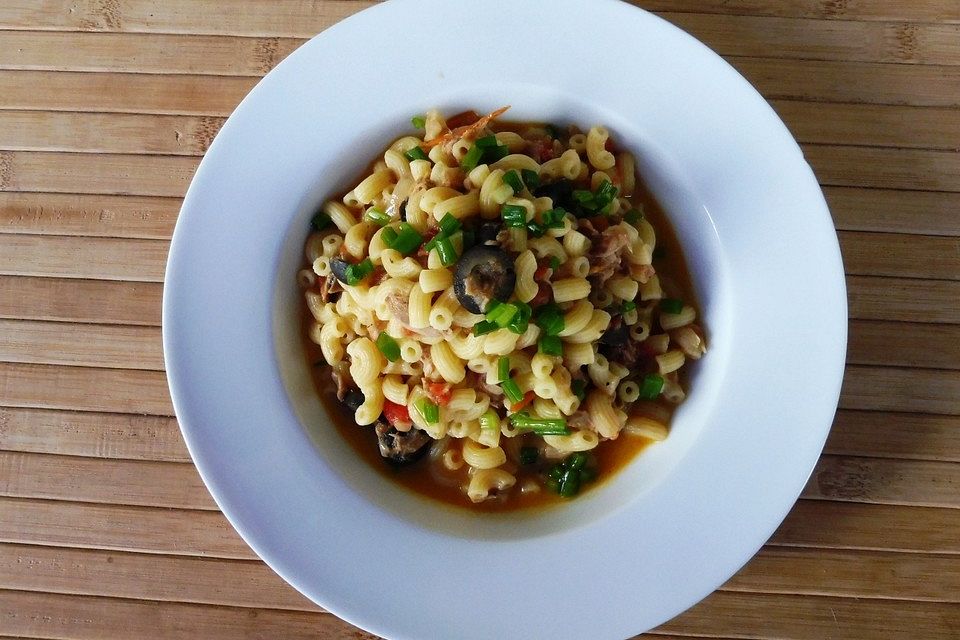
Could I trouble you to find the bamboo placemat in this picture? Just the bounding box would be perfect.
[1,1,958,638]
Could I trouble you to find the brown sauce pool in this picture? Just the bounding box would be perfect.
[302,120,699,511]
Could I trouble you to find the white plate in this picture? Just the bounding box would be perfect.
[163,1,846,638]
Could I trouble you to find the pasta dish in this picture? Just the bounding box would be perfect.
[298,107,706,508]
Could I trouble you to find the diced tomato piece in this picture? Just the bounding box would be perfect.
[426,381,452,406]
[510,391,536,412]
[446,110,481,129]
[416,228,439,259]
[530,283,552,307]
[609,163,622,187]
[371,266,388,285]
[588,215,610,232]
[534,265,550,281]
[383,400,411,428]
[528,138,556,162]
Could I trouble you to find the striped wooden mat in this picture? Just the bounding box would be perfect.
[1,1,958,638]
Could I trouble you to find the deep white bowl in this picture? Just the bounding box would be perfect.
[163,1,847,638]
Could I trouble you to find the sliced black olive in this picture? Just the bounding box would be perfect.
[533,178,574,211]
[600,339,644,370]
[343,388,365,412]
[330,257,350,284]
[599,316,629,347]
[478,222,502,245]
[453,246,516,314]
[599,325,629,347]
[374,422,431,465]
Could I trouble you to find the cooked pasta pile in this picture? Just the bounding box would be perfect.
[299,107,706,505]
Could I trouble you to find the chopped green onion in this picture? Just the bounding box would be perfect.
[566,452,588,472]
[524,418,570,436]
[448,230,464,254]
[571,181,619,215]
[558,467,581,497]
[439,212,461,237]
[364,208,391,226]
[310,212,332,230]
[572,190,594,204]
[461,228,476,250]
[501,378,524,404]
[549,256,561,272]
[547,465,564,481]
[501,204,527,228]
[521,169,540,190]
[621,300,637,313]
[460,144,484,172]
[487,301,519,327]
[474,135,498,149]
[581,180,618,214]
[509,411,569,435]
[411,115,426,129]
[542,207,567,229]
[375,332,400,362]
[534,303,565,336]
[596,180,618,204]
[473,320,498,336]
[661,298,684,314]
[572,379,587,401]
[484,144,509,163]
[498,356,510,383]
[624,209,643,225]
[404,146,429,161]
[526,221,545,238]
[502,170,523,194]
[507,301,532,335]
[380,226,399,247]
[416,398,439,424]
[344,258,374,286]
[479,409,499,431]
[435,236,458,266]
[387,222,423,255]
[638,374,665,400]
[538,335,563,356]
[520,446,539,465]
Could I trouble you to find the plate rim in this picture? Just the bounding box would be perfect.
[162,1,847,638]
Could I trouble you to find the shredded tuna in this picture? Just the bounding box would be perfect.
[577,218,600,241]
[630,263,656,284]
[601,339,644,371]
[588,225,631,286]
[386,292,410,324]
[526,138,557,162]
[567,411,592,431]
[331,362,353,401]
[421,346,437,380]
[319,273,341,303]
[465,372,504,409]
[423,105,511,148]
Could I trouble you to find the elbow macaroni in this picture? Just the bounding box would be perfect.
[300,109,704,507]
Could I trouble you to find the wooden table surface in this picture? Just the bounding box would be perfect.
[2,1,959,638]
